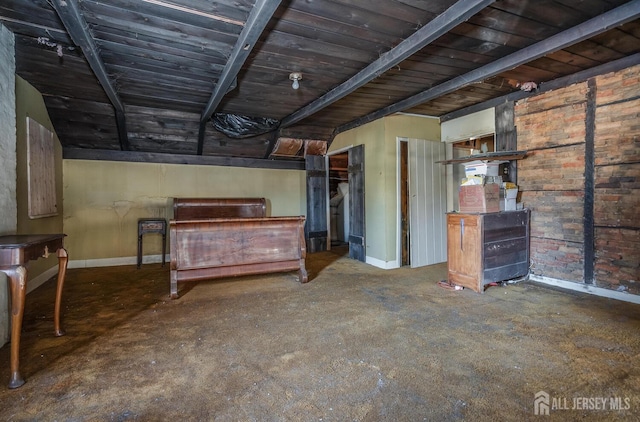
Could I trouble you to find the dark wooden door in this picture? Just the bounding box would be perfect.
[305,154,328,253]
[348,145,365,262]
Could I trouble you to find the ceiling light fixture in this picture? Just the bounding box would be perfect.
[289,72,302,90]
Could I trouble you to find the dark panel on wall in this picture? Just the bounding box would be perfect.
[305,154,328,253]
[348,145,365,262]
[583,78,596,284]
[495,100,517,183]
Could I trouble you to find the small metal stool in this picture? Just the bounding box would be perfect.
[137,218,167,269]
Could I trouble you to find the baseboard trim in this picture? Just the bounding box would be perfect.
[529,275,640,305]
[27,265,59,294]
[365,256,400,270]
[69,254,168,269]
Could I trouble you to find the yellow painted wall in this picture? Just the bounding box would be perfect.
[12,76,439,272]
[63,160,306,263]
[329,114,440,266]
[14,76,64,285]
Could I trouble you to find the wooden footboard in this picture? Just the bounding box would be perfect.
[173,198,266,220]
[169,216,307,299]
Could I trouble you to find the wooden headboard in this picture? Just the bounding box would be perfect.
[173,198,267,220]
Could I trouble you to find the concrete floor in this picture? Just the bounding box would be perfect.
[1,247,639,421]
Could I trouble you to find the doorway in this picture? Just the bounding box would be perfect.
[398,138,447,268]
[318,145,366,262]
[328,151,349,248]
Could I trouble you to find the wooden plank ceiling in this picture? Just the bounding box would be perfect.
[1,0,639,168]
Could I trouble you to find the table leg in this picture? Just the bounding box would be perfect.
[137,234,143,269]
[7,266,27,389]
[54,248,68,337]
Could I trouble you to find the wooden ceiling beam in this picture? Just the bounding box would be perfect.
[440,53,640,123]
[51,0,130,151]
[63,148,305,170]
[197,0,284,155]
[337,0,640,134]
[278,0,496,129]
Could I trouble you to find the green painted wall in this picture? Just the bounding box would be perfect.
[14,76,65,289]
[63,160,306,264]
[9,75,439,283]
[329,114,440,267]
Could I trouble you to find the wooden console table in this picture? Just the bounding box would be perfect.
[0,234,68,389]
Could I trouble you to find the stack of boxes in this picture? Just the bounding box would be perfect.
[501,182,519,212]
[458,161,519,213]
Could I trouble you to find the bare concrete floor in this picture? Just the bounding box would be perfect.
[1,247,639,421]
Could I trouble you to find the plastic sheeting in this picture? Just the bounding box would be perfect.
[211,113,279,138]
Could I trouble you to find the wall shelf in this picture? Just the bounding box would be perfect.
[436,150,527,165]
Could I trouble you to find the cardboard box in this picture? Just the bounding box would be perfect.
[505,188,518,199]
[459,184,500,213]
[463,161,500,177]
[499,198,517,211]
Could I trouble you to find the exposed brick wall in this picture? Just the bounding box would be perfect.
[595,228,639,292]
[515,64,640,294]
[515,84,588,283]
[525,191,584,243]
[594,163,640,228]
[593,66,640,294]
[530,237,584,282]
[518,145,586,191]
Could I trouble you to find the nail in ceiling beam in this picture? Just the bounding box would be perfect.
[51,0,130,151]
[336,0,640,135]
[197,0,283,155]
[279,0,495,129]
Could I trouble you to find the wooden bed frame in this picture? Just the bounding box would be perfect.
[173,197,267,220]
[169,198,307,299]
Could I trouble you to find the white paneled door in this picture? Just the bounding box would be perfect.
[407,138,447,268]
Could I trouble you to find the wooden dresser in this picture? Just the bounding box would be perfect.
[447,210,530,293]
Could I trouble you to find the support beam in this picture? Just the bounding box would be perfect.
[263,131,279,159]
[439,53,640,123]
[279,0,495,129]
[197,0,283,155]
[51,0,130,151]
[63,148,305,170]
[336,0,640,135]
[584,78,596,285]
